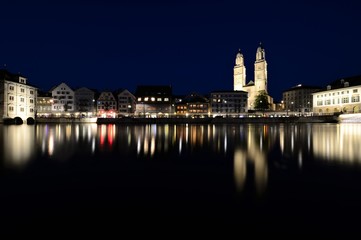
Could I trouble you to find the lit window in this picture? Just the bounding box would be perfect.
[151,97,155,101]
[164,98,169,101]
[144,97,149,101]
[352,95,360,102]
[157,98,162,101]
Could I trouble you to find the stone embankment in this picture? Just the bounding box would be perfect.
[96,115,338,124]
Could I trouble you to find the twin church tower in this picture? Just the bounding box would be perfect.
[233,43,273,110]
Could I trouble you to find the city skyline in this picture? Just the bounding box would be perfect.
[1,0,361,101]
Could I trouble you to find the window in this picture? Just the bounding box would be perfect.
[21,88,25,93]
[30,99,34,103]
[317,100,323,106]
[352,95,360,102]
[164,98,169,102]
[20,98,24,102]
[342,97,349,103]
[9,86,14,91]
[353,89,358,93]
[9,106,14,112]
[9,96,14,101]
[30,108,34,113]
[20,108,24,112]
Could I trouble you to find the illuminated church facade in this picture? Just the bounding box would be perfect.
[233,43,274,110]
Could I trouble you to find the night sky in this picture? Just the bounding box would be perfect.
[1,0,361,101]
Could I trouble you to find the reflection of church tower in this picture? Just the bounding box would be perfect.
[233,49,246,91]
[254,43,268,93]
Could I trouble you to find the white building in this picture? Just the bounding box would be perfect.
[233,43,274,110]
[0,69,37,124]
[51,82,75,115]
[312,76,361,114]
[117,89,136,117]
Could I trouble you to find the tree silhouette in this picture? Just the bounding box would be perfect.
[254,90,270,111]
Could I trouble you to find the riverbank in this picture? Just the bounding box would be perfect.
[96,115,338,124]
[337,113,361,123]
[3,115,338,125]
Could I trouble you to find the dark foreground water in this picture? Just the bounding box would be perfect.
[1,123,361,236]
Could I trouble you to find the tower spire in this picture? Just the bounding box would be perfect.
[256,42,265,61]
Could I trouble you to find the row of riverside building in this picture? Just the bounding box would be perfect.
[1,44,361,123]
[1,68,249,123]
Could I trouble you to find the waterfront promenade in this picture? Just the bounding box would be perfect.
[95,115,337,124]
[5,114,338,125]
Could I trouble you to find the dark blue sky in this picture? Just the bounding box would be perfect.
[1,0,361,101]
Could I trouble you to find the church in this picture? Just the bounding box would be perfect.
[233,43,274,110]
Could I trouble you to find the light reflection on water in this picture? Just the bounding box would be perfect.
[1,125,35,168]
[2,123,361,193]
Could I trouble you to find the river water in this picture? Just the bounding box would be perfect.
[1,123,361,236]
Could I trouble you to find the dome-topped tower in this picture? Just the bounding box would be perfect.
[235,49,244,66]
[234,49,246,91]
[233,43,272,110]
[254,42,268,93]
[256,42,266,62]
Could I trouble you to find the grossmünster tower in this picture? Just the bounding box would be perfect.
[233,43,273,110]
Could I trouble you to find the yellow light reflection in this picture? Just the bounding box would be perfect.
[313,124,361,164]
[234,149,246,192]
[3,125,35,168]
[48,132,54,156]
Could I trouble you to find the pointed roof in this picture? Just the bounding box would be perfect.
[236,48,243,57]
[257,42,264,51]
[246,80,255,86]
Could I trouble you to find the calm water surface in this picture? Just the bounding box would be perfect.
[1,123,361,235]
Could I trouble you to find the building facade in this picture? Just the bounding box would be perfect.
[175,93,209,117]
[51,82,75,115]
[75,87,96,117]
[0,69,37,123]
[97,91,117,118]
[210,90,248,116]
[36,91,52,117]
[312,76,361,114]
[135,85,172,118]
[283,84,321,115]
[233,43,274,110]
[117,89,136,117]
